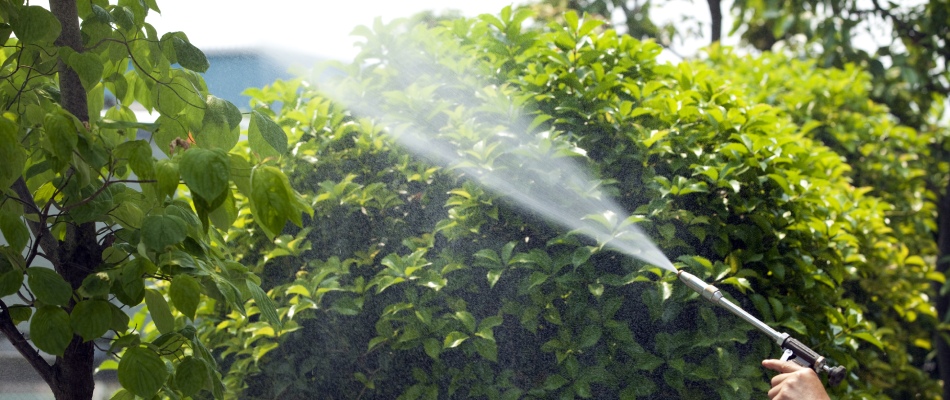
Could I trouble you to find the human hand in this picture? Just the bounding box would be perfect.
[762,359,830,400]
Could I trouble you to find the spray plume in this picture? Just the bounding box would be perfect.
[314,37,676,272]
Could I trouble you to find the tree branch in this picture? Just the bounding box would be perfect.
[11,177,60,268]
[0,299,54,387]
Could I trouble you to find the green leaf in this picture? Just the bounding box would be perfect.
[172,36,209,73]
[443,331,468,348]
[455,311,476,333]
[0,205,29,253]
[12,6,61,44]
[174,356,208,396]
[27,267,73,306]
[66,51,104,92]
[30,306,72,356]
[250,165,309,239]
[70,299,112,342]
[141,214,187,251]
[179,147,230,203]
[248,110,288,157]
[80,272,111,297]
[169,274,200,321]
[195,96,240,151]
[44,110,79,161]
[247,281,282,328]
[8,305,32,325]
[0,269,23,298]
[118,346,169,398]
[0,117,25,190]
[155,159,180,199]
[144,289,175,335]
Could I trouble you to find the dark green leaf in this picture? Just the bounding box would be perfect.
[44,110,79,161]
[172,36,209,73]
[247,281,282,328]
[179,147,229,203]
[248,110,288,156]
[169,274,200,321]
[30,306,72,356]
[66,51,104,92]
[141,214,187,251]
[0,269,23,298]
[144,289,174,335]
[118,346,168,398]
[27,267,73,306]
[70,299,112,341]
[174,356,208,396]
[0,117,25,189]
[12,6,61,44]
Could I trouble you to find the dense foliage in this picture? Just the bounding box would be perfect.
[0,1,304,398]
[199,8,942,399]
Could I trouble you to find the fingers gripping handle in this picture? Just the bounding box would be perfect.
[780,337,847,386]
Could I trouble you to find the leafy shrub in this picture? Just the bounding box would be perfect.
[198,8,941,399]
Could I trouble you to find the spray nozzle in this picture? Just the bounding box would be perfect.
[676,270,847,386]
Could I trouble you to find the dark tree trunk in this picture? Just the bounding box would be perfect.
[936,182,950,400]
[707,0,722,43]
[47,1,97,399]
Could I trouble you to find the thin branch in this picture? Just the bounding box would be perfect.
[0,299,54,386]
[59,179,157,213]
[11,178,60,268]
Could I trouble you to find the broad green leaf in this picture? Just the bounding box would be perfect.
[155,159,180,199]
[141,214,187,251]
[12,6,61,44]
[443,331,468,348]
[66,51,104,92]
[27,267,73,306]
[0,117,25,189]
[169,274,200,321]
[144,289,174,334]
[8,305,31,325]
[248,110,288,157]
[152,82,187,116]
[70,299,112,342]
[195,96,240,151]
[172,36,209,73]
[30,305,72,356]
[175,356,208,396]
[250,165,309,239]
[180,147,230,203]
[44,110,79,161]
[247,281,282,328]
[118,346,168,398]
[80,272,111,297]
[0,204,29,253]
[0,269,23,298]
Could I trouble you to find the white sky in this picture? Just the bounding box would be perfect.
[149,1,527,61]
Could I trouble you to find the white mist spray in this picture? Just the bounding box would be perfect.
[316,40,676,273]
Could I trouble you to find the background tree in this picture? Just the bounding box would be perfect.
[198,9,941,398]
[533,0,950,395]
[0,0,305,399]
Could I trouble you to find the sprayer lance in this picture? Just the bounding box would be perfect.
[677,270,846,386]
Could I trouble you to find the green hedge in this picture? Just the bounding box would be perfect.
[196,8,941,399]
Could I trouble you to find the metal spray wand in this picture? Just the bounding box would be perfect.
[677,270,847,386]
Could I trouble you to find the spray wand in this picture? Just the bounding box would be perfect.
[677,270,847,386]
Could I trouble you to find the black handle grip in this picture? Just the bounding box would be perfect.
[782,337,822,367]
[782,337,847,386]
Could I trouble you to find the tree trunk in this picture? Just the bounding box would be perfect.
[936,182,950,400]
[47,0,97,399]
[707,0,722,43]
